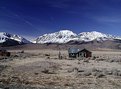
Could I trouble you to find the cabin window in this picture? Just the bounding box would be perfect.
[80,52,86,57]
[71,54,75,56]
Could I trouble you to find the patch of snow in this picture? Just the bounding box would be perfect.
[35,30,77,43]
[0,32,30,43]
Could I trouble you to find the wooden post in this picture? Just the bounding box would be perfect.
[58,44,62,59]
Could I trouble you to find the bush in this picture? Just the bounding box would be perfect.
[107,58,121,63]
[81,69,91,76]
[0,65,8,72]
[96,73,105,78]
[111,69,120,76]
[67,68,74,73]
[96,58,106,61]
[45,54,50,56]
[92,56,96,60]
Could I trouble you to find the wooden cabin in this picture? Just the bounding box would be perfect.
[68,48,92,58]
[77,49,92,58]
[68,48,80,58]
[0,49,10,57]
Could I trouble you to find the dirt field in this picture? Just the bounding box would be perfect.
[1,49,121,89]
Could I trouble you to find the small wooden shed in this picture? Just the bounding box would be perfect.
[0,49,10,57]
[68,48,92,58]
[68,48,80,58]
[77,49,92,58]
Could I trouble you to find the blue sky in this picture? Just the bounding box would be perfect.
[0,0,121,40]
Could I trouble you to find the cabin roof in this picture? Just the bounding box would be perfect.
[79,48,91,53]
[68,48,80,53]
[68,48,91,54]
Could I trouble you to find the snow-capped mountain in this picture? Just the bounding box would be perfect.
[78,31,114,42]
[34,30,121,44]
[0,32,30,44]
[35,30,78,43]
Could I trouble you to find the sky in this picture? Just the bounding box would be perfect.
[1,0,121,40]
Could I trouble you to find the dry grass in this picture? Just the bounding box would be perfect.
[1,49,121,89]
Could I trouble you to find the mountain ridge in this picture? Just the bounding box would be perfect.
[0,32,30,46]
[1,30,121,45]
[34,30,121,44]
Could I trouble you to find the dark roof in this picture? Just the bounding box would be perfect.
[79,48,91,53]
[68,48,80,53]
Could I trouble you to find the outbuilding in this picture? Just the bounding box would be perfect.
[77,49,92,58]
[68,48,80,58]
[68,48,92,58]
[0,49,10,57]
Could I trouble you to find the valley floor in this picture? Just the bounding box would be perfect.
[1,50,121,89]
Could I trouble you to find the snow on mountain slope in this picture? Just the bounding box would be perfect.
[34,30,121,44]
[0,32,30,44]
[35,30,78,43]
[78,31,114,42]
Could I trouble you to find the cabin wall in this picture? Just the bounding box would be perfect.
[78,52,92,58]
[69,53,77,58]
[85,52,92,58]
[68,49,92,59]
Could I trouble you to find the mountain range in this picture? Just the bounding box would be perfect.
[0,30,121,46]
[0,32,30,46]
[34,30,121,44]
